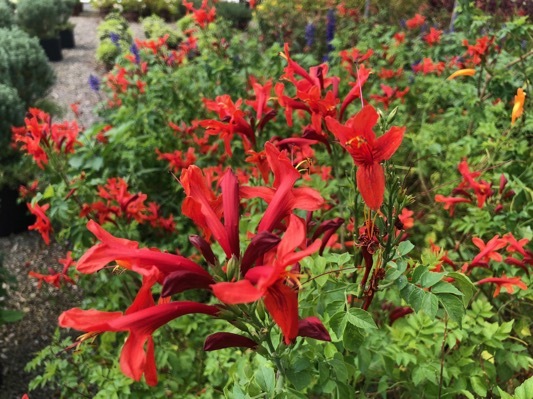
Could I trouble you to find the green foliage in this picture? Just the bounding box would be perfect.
[0,254,25,325]
[0,27,55,106]
[0,83,25,148]
[16,0,62,39]
[96,14,134,68]
[141,15,180,48]
[0,0,14,28]
[215,1,252,30]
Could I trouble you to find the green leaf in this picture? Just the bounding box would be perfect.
[420,271,446,288]
[42,184,55,199]
[0,309,25,323]
[437,293,465,327]
[254,365,275,395]
[470,376,487,397]
[411,265,427,284]
[447,272,476,306]
[286,369,312,391]
[514,375,533,399]
[397,240,414,257]
[496,387,514,399]
[346,308,378,330]
[401,283,439,319]
[431,281,463,296]
[343,323,364,352]
[329,312,348,340]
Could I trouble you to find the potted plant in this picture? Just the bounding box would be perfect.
[16,0,63,61]
[57,0,78,49]
[91,0,115,18]
[121,0,145,22]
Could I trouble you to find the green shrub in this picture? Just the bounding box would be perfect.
[96,14,133,68]
[0,27,55,106]
[56,0,78,28]
[142,14,180,48]
[0,83,25,149]
[0,0,14,28]
[16,0,62,39]
[215,1,252,30]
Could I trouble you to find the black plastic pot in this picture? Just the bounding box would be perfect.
[0,186,33,237]
[39,37,63,62]
[60,28,75,49]
[72,2,83,16]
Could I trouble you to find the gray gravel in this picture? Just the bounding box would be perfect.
[0,11,146,399]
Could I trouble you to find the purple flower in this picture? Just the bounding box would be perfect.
[110,32,120,46]
[305,22,315,48]
[323,9,336,61]
[88,74,100,92]
[130,43,140,64]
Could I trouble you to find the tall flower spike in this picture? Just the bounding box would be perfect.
[325,105,405,210]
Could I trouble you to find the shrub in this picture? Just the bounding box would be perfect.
[56,0,78,28]
[96,14,133,68]
[0,0,14,28]
[16,0,62,39]
[215,1,252,30]
[0,27,55,106]
[142,14,180,48]
[0,83,25,149]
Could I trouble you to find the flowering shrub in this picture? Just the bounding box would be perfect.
[16,2,532,398]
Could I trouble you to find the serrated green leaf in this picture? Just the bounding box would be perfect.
[431,281,463,296]
[347,308,377,330]
[447,272,476,306]
[343,323,364,352]
[470,376,487,397]
[514,376,533,399]
[437,293,465,327]
[329,312,347,340]
[496,387,514,399]
[411,266,427,284]
[286,369,312,391]
[255,365,275,394]
[420,271,446,288]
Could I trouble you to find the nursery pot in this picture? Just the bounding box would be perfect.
[122,11,140,22]
[39,37,63,62]
[99,6,113,18]
[0,186,34,237]
[72,2,83,16]
[60,28,75,49]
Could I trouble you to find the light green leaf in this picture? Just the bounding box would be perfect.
[420,271,446,288]
[470,376,487,397]
[431,281,463,296]
[514,375,533,399]
[447,272,476,306]
[254,365,275,395]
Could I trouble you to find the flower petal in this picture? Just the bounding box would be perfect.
[203,332,258,351]
[356,163,385,210]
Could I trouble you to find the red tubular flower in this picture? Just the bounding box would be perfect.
[325,105,405,210]
[241,142,324,232]
[203,332,258,351]
[27,202,52,244]
[59,301,218,385]
[212,215,322,344]
[297,317,331,341]
[76,220,211,285]
[476,275,527,297]
[181,166,240,258]
[471,235,507,265]
[434,194,471,216]
[245,76,273,122]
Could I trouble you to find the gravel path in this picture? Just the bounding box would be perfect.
[0,11,145,399]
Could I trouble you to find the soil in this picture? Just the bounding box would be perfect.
[0,10,145,399]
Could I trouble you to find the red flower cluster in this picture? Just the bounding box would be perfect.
[462,36,495,65]
[406,13,426,30]
[29,251,76,289]
[59,142,335,385]
[27,202,52,244]
[424,27,442,46]
[435,159,513,216]
[12,108,81,169]
[80,177,175,232]
[183,0,216,29]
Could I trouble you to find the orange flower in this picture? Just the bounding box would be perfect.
[446,69,476,80]
[511,88,525,125]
